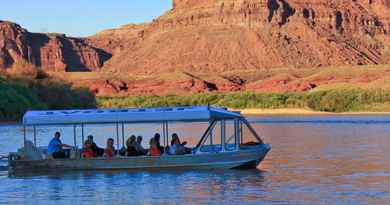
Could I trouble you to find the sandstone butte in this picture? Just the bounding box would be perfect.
[1,0,390,96]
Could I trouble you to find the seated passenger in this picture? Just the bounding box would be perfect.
[104,138,116,158]
[169,133,191,155]
[118,147,127,156]
[85,135,105,157]
[126,135,138,156]
[153,133,164,154]
[48,132,73,159]
[135,136,147,155]
[83,141,96,159]
[149,138,161,156]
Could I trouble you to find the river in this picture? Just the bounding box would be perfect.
[0,115,389,205]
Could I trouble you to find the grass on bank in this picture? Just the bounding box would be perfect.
[98,89,390,113]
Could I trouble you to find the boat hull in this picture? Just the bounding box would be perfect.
[9,144,270,175]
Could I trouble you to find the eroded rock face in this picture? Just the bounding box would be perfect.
[0,21,111,71]
[2,1,390,94]
[91,0,390,73]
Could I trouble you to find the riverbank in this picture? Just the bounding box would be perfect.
[2,75,390,121]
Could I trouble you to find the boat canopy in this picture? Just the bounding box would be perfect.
[22,106,243,125]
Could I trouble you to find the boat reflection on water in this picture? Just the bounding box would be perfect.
[8,168,269,204]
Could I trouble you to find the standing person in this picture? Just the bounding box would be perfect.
[153,133,164,154]
[104,138,116,158]
[48,132,73,159]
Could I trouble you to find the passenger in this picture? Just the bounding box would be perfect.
[119,146,127,156]
[135,136,147,155]
[126,135,138,156]
[153,133,164,154]
[83,141,96,159]
[104,138,116,158]
[149,138,161,156]
[169,133,191,155]
[85,135,104,157]
[48,132,73,159]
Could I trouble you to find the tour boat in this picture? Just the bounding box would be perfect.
[8,106,271,174]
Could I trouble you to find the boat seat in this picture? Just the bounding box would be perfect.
[21,141,45,160]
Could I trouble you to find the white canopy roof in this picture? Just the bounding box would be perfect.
[22,106,242,125]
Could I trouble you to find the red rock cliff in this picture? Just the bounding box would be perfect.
[2,1,390,74]
[0,21,111,71]
[90,0,390,73]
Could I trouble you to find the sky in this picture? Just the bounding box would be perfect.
[0,0,172,37]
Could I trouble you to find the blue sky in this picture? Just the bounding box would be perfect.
[0,0,172,37]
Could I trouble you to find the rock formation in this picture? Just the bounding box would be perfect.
[0,21,110,71]
[90,0,390,73]
[2,0,390,95]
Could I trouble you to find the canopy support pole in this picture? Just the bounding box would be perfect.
[23,126,26,147]
[81,124,85,159]
[162,123,165,148]
[73,125,77,148]
[194,120,217,153]
[234,119,240,151]
[221,120,226,152]
[121,123,125,147]
[116,123,120,155]
[242,119,264,145]
[81,124,85,147]
[209,120,213,145]
[33,126,37,146]
[162,122,169,153]
[166,122,169,149]
[239,120,244,144]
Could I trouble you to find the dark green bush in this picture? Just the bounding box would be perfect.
[0,77,96,121]
[29,79,96,109]
[0,78,46,120]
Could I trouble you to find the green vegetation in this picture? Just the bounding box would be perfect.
[98,89,390,113]
[0,78,46,120]
[2,72,390,122]
[0,77,96,121]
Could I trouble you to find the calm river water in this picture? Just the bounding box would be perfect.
[0,115,389,205]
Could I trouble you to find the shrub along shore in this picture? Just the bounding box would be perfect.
[0,77,96,121]
[97,90,390,113]
[1,75,390,121]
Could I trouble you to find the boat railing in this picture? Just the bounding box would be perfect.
[199,144,237,153]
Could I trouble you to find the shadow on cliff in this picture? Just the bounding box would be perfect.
[28,33,112,72]
[267,0,295,26]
